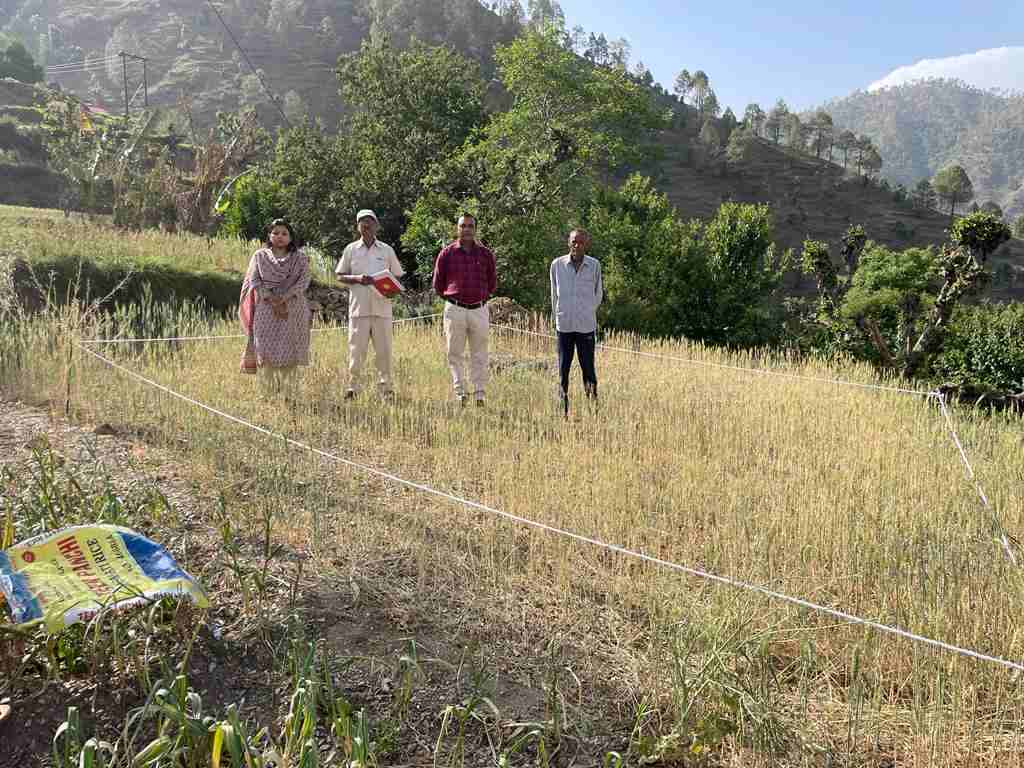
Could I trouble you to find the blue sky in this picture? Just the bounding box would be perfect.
[555,0,1024,113]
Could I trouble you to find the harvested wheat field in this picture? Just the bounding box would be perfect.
[4,296,1024,766]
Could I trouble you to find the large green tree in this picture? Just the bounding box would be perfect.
[583,175,783,345]
[404,27,662,304]
[273,36,486,263]
[799,213,1011,378]
[932,164,974,219]
[0,41,42,82]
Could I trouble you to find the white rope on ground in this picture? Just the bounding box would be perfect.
[493,323,1012,567]
[392,312,442,325]
[491,323,929,398]
[74,341,1024,673]
[81,333,251,344]
[934,392,1018,565]
[78,312,442,345]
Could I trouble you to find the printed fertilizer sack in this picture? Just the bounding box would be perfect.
[0,525,208,632]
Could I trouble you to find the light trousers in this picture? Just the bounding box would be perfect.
[443,303,489,397]
[348,315,393,393]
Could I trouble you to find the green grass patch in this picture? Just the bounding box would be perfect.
[4,204,254,313]
[4,205,341,315]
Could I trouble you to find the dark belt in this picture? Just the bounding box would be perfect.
[444,297,486,309]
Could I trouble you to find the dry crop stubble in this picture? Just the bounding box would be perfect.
[12,311,1024,764]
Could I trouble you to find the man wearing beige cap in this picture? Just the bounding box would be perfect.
[336,209,405,398]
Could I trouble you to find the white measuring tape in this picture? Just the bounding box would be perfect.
[493,322,1017,564]
[77,342,1024,673]
[492,323,927,397]
[77,312,442,345]
[934,392,1018,565]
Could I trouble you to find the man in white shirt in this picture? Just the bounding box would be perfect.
[336,209,405,398]
[550,228,603,417]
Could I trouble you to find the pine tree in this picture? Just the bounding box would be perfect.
[743,103,765,136]
[673,69,692,104]
[835,130,856,169]
[702,89,720,119]
[691,70,709,115]
[765,98,788,144]
[932,165,974,218]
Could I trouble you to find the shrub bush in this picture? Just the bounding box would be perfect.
[218,172,286,242]
[931,302,1024,393]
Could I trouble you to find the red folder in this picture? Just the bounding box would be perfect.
[371,270,404,298]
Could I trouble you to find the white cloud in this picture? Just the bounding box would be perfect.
[868,47,1024,94]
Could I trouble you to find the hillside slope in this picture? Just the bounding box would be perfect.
[823,80,1024,222]
[6,1,1022,298]
[651,133,1024,300]
[7,0,515,130]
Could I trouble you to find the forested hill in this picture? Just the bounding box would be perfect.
[6,0,1024,283]
[2,0,520,129]
[823,80,1024,221]
[650,129,1024,299]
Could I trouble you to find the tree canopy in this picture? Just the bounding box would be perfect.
[932,164,974,219]
[0,40,42,82]
[270,36,486,262]
[403,27,663,301]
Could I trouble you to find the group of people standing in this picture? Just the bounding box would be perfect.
[240,210,603,415]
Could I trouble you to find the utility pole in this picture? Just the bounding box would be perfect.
[118,51,150,116]
[120,50,129,119]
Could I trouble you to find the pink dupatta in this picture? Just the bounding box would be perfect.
[239,247,308,373]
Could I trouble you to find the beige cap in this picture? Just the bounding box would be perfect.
[356,209,378,223]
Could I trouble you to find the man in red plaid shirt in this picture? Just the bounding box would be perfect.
[432,213,497,406]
